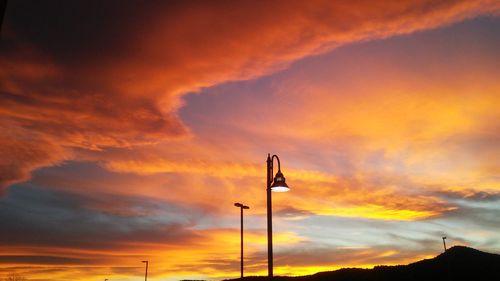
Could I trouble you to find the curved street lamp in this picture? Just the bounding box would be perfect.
[267,154,290,277]
[234,202,250,278]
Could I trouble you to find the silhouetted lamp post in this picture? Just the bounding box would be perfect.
[267,154,290,277]
[234,202,250,278]
[442,236,447,252]
[142,260,148,281]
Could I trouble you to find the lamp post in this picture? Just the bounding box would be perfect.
[442,236,447,252]
[142,260,148,281]
[267,154,290,277]
[234,202,250,278]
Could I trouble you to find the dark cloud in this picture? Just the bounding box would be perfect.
[0,184,204,250]
[275,206,314,219]
[0,255,89,265]
[438,204,500,231]
[436,190,500,202]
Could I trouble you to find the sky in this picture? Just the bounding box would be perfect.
[1,0,499,280]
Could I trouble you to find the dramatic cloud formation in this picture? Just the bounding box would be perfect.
[2,0,499,189]
[1,1,499,280]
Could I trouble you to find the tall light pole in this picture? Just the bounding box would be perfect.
[267,154,290,277]
[234,202,250,278]
[142,260,148,281]
[442,236,447,252]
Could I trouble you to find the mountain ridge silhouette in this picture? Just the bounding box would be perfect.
[220,246,500,281]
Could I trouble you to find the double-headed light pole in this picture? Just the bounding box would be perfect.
[234,202,250,278]
[267,154,290,277]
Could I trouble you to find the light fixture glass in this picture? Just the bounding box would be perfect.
[270,170,290,192]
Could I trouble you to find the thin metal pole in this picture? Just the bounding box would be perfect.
[235,203,249,278]
[145,261,148,281]
[266,154,273,277]
[240,206,244,278]
[442,237,447,252]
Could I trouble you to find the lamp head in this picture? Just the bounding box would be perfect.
[235,202,250,209]
[271,170,289,192]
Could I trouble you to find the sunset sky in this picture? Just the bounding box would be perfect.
[1,1,500,280]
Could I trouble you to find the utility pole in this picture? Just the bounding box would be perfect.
[442,236,447,252]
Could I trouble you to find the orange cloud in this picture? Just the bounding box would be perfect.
[2,0,499,192]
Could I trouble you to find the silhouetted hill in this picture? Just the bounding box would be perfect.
[229,246,500,281]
